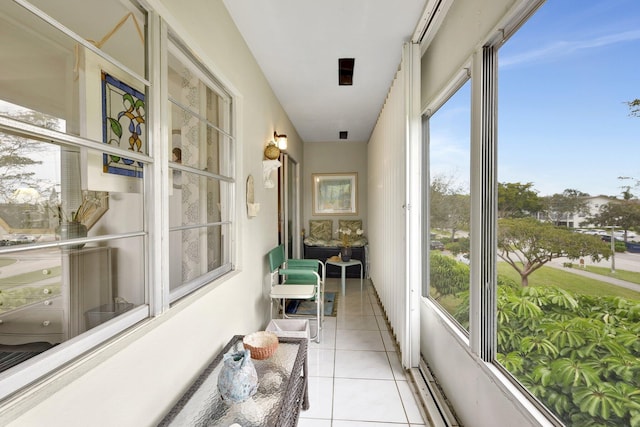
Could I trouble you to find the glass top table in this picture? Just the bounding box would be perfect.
[158,335,308,427]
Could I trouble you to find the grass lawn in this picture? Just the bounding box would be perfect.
[497,262,640,301]
[583,265,640,285]
[430,261,640,319]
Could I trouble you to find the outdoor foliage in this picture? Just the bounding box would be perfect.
[586,200,640,242]
[498,182,543,218]
[0,108,61,204]
[498,218,612,286]
[430,174,470,240]
[429,252,469,301]
[541,189,590,226]
[475,284,640,427]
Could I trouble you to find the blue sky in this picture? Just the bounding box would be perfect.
[431,0,640,198]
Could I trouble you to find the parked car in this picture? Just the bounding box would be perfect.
[430,240,444,250]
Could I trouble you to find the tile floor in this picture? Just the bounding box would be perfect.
[298,276,429,427]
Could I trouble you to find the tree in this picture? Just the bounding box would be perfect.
[498,182,543,218]
[497,218,611,286]
[0,107,61,204]
[541,189,590,227]
[586,200,640,242]
[430,174,470,239]
[626,98,640,117]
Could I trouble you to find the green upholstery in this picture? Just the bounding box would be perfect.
[309,219,333,240]
[338,219,362,236]
[268,245,322,285]
[285,258,320,284]
[268,244,286,273]
[268,244,326,342]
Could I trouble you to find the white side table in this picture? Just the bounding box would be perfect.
[325,259,363,295]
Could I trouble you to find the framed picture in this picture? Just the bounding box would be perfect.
[312,173,357,215]
[102,71,145,178]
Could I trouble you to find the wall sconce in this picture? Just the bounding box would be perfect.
[274,131,287,151]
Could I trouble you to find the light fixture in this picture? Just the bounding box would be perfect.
[274,131,287,150]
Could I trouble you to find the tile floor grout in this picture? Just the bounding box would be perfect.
[297,277,429,427]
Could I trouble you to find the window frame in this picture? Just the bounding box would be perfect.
[0,0,238,401]
[165,33,236,304]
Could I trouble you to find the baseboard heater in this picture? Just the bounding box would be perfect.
[409,358,462,427]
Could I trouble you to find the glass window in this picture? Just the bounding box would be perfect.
[167,40,234,300]
[497,1,640,425]
[427,80,471,331]
[0,0,149,394]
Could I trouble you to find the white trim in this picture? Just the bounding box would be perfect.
[405,42,423,369]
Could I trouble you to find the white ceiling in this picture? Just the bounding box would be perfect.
[222,0,427,143]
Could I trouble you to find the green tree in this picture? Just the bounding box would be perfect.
[0,106,61,204]
[498,182,543,218]
[541,188,590,227]
[497,218,611,286]
[429,252,468,300]
[626,98,640,117]
[430,174,470,239]
[586,200,640,242]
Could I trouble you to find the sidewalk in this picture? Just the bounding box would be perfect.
[547,260,640,293]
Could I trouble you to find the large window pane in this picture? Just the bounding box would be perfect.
[0,1,147,140]
[0,0,149,382]
[28,0,146,76]
[428,80,471,330]
[167,42,234,299]
[497,1,640,425]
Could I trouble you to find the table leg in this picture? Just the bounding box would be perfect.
[360,263,363,292]
[341,265,346,295]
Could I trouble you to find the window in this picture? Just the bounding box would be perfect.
[167,38,235,302]
[497,1,640,425]
[0,0,236,398]
[427,78,471,331]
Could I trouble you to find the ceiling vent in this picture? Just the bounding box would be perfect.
[338,58,355,86]
[339,131,348,139]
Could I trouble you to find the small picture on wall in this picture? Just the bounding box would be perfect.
[312,173,358,215]
[102,72,145,178]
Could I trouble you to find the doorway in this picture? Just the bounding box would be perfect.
[278,154,301,259]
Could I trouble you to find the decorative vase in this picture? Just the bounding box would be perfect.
[340,246,352,262]
[217,349,258,403]
[56,221,88,249]
[264,141,280,160]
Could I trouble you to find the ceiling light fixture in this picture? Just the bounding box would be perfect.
[274,131,288,150]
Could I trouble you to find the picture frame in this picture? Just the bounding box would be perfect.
[101,71,145,178]
[312,173,357,215]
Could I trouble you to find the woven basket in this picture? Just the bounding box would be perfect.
[243,331,279,360]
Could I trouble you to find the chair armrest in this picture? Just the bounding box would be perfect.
[279,268,320,279]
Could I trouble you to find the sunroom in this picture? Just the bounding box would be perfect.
[1,0,639,426]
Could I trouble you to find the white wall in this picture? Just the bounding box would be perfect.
[3,1,302,425]
[302,141,368,234]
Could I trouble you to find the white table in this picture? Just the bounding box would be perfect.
[325,259,363,295]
